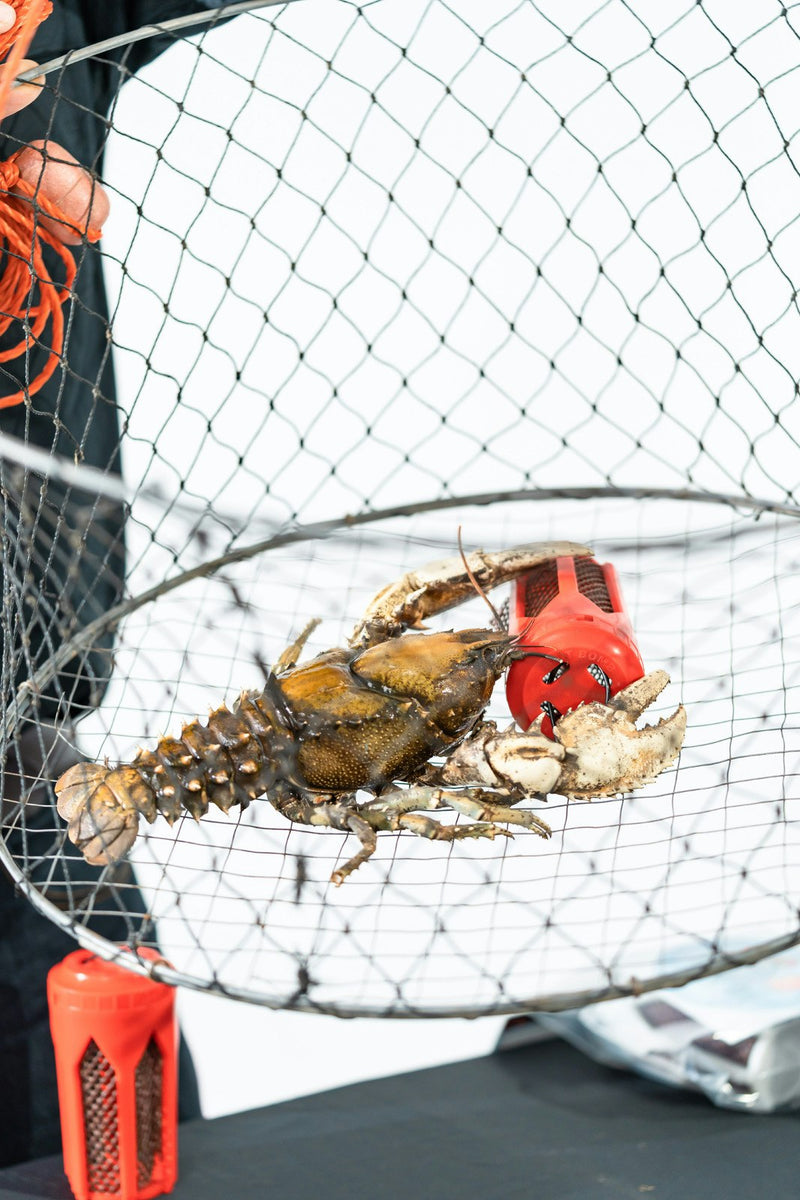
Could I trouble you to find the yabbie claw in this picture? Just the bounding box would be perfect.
[438,721,565,795]
[350,539,594,646]
[539,669,687,799]
[436,671,684,802]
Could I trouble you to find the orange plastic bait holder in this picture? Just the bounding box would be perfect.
[47,948,178,1200]
[505,555,645,738]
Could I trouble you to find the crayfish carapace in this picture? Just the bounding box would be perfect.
[55,541,687,884]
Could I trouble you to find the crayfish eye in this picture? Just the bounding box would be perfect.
[480,640,513,672]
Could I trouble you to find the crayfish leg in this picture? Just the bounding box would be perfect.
[442,789,551,838]
[273,793,380,887]
[274,618,322,674]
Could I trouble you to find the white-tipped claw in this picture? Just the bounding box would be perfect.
[541,670,687,799]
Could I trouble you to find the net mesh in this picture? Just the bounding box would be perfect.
[1,0,799,1016]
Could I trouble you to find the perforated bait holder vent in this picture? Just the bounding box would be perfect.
[134,1040,163,1189]
[574,558,615,613]
[80,1040,121,1195]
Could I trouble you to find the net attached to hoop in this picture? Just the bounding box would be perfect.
[0,0,798,1020]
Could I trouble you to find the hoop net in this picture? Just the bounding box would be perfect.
[1,0,799,1017]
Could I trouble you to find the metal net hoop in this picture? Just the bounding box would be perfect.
[0,1,799,1018]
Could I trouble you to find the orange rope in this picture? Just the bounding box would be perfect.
[0,0,52,115]
[0,0,52,59]
[0,155,82,409]
[0,0,85,410]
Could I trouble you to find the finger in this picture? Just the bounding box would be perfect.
[0,3,15,34]
[3,60,44,118]
[13,140,111,243]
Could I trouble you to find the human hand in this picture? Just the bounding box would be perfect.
[0,2,45,118]
[13,140,110,243]
[2,56,44,118]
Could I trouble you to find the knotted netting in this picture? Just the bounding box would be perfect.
[1,0,799,1017]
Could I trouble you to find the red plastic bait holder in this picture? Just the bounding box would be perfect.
[505,556,645,738]
[47,948,178,1200]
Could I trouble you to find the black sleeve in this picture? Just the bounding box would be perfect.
[81,1,239,77]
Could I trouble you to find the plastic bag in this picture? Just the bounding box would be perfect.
[504,945,800,1113]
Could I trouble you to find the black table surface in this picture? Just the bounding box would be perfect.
[1,1034,797,1200]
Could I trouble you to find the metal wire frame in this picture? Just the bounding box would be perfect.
[2,1,799,1017]
[13,1,308,88]
[1,484,799,1018]
[2,477,799,734]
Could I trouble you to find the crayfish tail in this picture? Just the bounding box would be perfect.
[53,683,296,864]
[54,763,149,866]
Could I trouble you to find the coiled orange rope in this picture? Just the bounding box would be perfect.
[0,152,78,408]
[0,0,51,64]
[0,0,96,409]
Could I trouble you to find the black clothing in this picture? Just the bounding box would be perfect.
[0,0,232,1166]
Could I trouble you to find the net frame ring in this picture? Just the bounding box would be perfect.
[505,555,645,737]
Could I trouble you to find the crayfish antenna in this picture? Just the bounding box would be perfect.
[457,525,505,631]
[348,537,594,646]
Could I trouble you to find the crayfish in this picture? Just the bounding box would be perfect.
[55,541,686,884]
